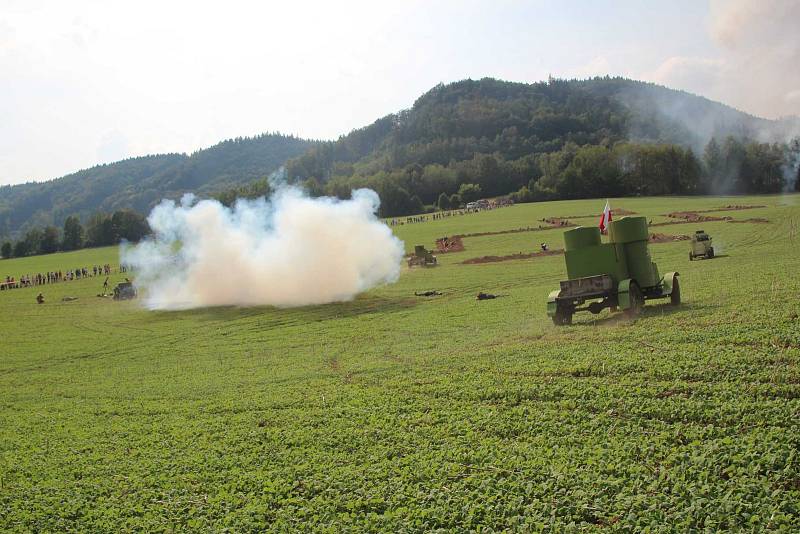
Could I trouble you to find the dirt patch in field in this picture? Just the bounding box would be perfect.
[709,204,766,212]
[558,208,637,219]
[462,248,564,265]
[665,211,733,223]
[728,217,770,224]
[453,222,573,239]
[435,236,465,253]
[653,213,770,226]
[541,217,576,227]
[649,233,690,243]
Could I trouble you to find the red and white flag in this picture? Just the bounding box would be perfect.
[598,200,612,234]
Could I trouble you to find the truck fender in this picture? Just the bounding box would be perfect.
[546,289,561,317]
[617,278,634,310]
[662,272,679,296]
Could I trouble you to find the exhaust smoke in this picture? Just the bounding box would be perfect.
[121,187,405,310]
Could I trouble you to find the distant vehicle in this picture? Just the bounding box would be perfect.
[689,230,714,260]
[547,217,680,325]
[113,281,137,300]
[407,245,438,268]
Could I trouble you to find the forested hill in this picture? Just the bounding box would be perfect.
[283,77,798,216]
[0,133,314,239]
[288,77,792,182]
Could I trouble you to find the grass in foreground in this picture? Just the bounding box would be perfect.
[1,194,799,531]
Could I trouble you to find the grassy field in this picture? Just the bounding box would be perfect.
[1,194,799,531]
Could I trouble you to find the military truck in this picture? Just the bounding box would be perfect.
[689,230,714,260]
[547,217,680,325]
[407,245,438,267]
[112,281,137,300]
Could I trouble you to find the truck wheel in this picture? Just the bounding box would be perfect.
[689,252,693,261]
[670,277,681,305]
[707,247,714,259]
[552,303,573,326]
[624,282,644,318]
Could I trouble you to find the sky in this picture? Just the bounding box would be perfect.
[1,0,798,186]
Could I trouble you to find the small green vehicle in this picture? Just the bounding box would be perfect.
[113,281,137,300]
[407,245,438,267]
[547,217,680,325]
[689,230,714,260]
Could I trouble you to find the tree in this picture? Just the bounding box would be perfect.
[13,240,28,258]
[457,183,482,203]
[86,213,115,247]
[437,192,451,210]
[1,241,11,259]
[62,215,84,251]
[22,228,43,256]
[40,226,60,254]
[111,210,150,242]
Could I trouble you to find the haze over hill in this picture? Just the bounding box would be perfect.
[1,77,798,239]
[0,133,314,239]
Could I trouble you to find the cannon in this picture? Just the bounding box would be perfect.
[407,245,438,268]
[547,217,680,325]
[689,230,714,260]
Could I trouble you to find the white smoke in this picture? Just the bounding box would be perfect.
[652,0,800,122]
[121,187,405,310]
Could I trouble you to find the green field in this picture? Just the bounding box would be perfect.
[1,195,799,531]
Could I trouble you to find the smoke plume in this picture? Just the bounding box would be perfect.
[121,187,405,310]
[652,0,799,122]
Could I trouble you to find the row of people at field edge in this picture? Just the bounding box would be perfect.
[387,202,513,227]
[1,264,130,290]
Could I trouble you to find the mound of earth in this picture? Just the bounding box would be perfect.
[665,211,732,223]
[462,248,564,265]
[728,217,769,223]
[714,204,766,212]
[557,208,637,219]
[649,233,690,243]
[435,236,465,253]
[453,223,569,239]
[540,217,575,227]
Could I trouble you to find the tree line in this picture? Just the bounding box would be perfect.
[264,136,797,218]
[0,210,149,260]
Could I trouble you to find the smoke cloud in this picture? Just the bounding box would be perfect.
[121,187,405,310]
[652,0,800,122]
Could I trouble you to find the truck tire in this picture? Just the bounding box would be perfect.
[624,282,644,318]
[707,247,714,259]
[670,276,681,305]
[552,303,573,326]
[689,252,693,261]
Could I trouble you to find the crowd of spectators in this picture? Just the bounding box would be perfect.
[1,263,127,291]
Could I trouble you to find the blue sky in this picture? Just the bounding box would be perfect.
[1,0,797,186]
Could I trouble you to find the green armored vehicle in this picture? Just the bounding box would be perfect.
[689,230,714,260]
[547,217,680,325]
[407,245,438,268]
[113,281,137,300]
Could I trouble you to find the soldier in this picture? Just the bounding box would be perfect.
[36,293,44,304]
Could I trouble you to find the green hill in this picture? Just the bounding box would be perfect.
[283,77,798,215]
[0,133,315,239]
